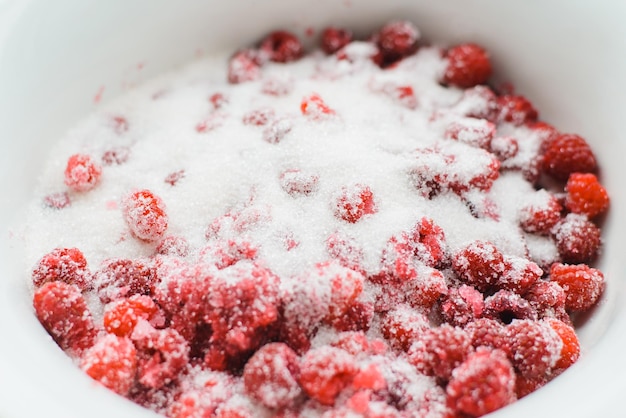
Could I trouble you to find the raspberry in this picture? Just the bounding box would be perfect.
[43,192,71,209]
[33,281,97,354]
[546,318,580,372]
[195,112,225,133]
[243,343,301,409]
[490,136,519,161]
[164,169,186,186]
[353,363,386,391]
[103,295,163,337]
[452,241,506,292]
[505,319,562,379]
[199,238,258,269]
[519,190,563,235]
[242,107,275,126]
[263,117,293,143]
[552,213,601,264]
[156,235,190,257]
[64,153,102,192]
[80,334,137,396]
[260,31,304,63]
[380,306,430,351]
[524,280,569,323]
[31,247,90,290]
[496,94,538,126]
[465,318,508,352]
[542,133,598,180]
[375,83,419,109]
[122,189,169,242]
[95,258,157,303]
[497,255,542,295]
[446,348,516,417]
[439,285,484,327]
[401,266,448,311]
[549,262,605,311]
[443,43,492,89]
[333,184,377,223]
[321,27,353,54]
[301,93,336,119]
[324,264,365,322]
[209,92,228,109]
[483,290,537,323]
[102,146,130,165]
[565,173,609,219]
[326,232,364,273]
[299,346,358,405]
[168,371,233,418]
[329,300,374,333]
[411,217,447,267]
[227,49,262,84]
[279,168,319,196]
[453,85,499,122]
[375,20,420,64]
[444,118,496,149]
[261,75,294,96]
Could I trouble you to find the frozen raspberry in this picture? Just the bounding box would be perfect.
[228,49,262,84]
[43,191,71,209]
[444,118,496,149]
[95,258,157,303]
[243,107,275,126]
[542,133,597,180]
[122,189,169,242]
[301,93,336,119]
[260,31,303,63]
[103,295,163,337]
[164,169,186,186]
[546,318,580,372]
[31,247,90,290]
[452,241,506,292]
[33,281,97,354]
[497,256,542,295]
[439,285,484,327]
[263,117,293,143]
[299,346,358,405]
[279,168,319,196]
[483,290,537,323]
[565,173,609,219]
[496,94,538,126]
[490,136,519,161]
[408,324,472,381]
[326,232,364,273]
[64,153,102,192]
[519,190,563,235]
[321,26,353,54]
[446,347,516,416]
[453,85,499,122]
[505,319,562,379]
[156,235,190,257]
[333,184,377,223]
[243,343,301,409]
[380,305,430,351]
[552,213,601,264]
[549,263,605,311]
[102,146,130,165]
[465,318,508,352]
[443,43,492,88]
[81,334,137,396]
[375,20,420,64]
[524,280,569,323]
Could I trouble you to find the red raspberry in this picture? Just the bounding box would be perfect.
[260,31,304,63]
[122,189,169,242]
[80,334,137,396]
[195,112,225,133]
[375,20,420,64]
[378,84,418,109]
[515,375,548,399]
[505,319,562,379]
[444,118,496,149]
[411,217,447,268]
[443,43,492,89]
[549,263,605,311]
[333,184,377,223]
[565,173,609,219]
[301,93,336,119]
[95,258,157,303]
[408,147,454,198]
[299,346,358,405]
[323,264,365,322]
[321,27,353,54]
[243,343,301,409]
[31,247,90,291]
[552,213,601,264]
[242,107,275,126]
[331,331,387,356]
[519,190,563,235]
[496,94,538,126]
[199,238,258,269]
[168,371,233,418]
[328,300,374,333]
[465,318,508,352]
[542,134,598,180]
[164,169,185,186]
[490,136,519,161]
[401,266,448,311]
[353,363,386,391]
[497,255,542,295]
[43,191,71,209]
[446,348,516,416]
[103,295,163,337]
[209,92,228,109]
[102,146,130,165]
[524,280,569,323]
[33,281,98,354]
[261,75,294,96]
[156,235,190,257]
[453,85,499,122]
[326,232,364,273]
[439,285,484,327]
[483,290,537,323]
[279,168,319,196]
[546,318,580,372]
[452,241,506,292]
[263,117,293,144]
[227,49,262,84]
[64,153,102,192]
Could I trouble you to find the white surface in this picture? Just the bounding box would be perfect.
[1,1,625,417]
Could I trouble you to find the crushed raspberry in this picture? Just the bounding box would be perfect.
[380,305,430,351]
[465,318,508,352]
[299,346,358,405]
[301,93,336,119]
[439,285,484,327]
[483,290,537,323]
[375,20,420,64]
[165,169,186,186]
[542,133,598,180]
[43,191,71,209]
[33,281,98,354]
[31,247,90,290]
[263,117,293,143]
[443,43,492,88]
[333,184,377,223]
[549,262,605,311]
[95,258,157,303]
[552,213,602,264]
[227,49,262,84]
[446,348,516,417]
[260,31,304,63]
[156,235,190,257]
[103,295,163,337]
[505,319,562,379]
[81,334,137,396]
[242,107,275,126]
[243,343,301,409]
[452,241,506,292]
[565,172,609,219]
[496,94,538,126]
[546,318,580,372]
[453,85,499,122]
[524,280,569,323]
[444,117,496,149]
[102,146,130,165]
[321,27,353,54]
[519,190,563,235]
[64,153,102,192]
[122,189,169,242]
[490,136,519,161]
[279,168,319,196]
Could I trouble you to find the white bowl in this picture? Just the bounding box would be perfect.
[1,1,625,417]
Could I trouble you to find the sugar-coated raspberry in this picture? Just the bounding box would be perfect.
[122,189,169,242]
[353,363,387,391]
[565,173,609,219]
[321,27,353,54]
[279,168,319,196]
[331,331,387,356]
[195,112,225,133]
[505,319,562,379]
[443,43,492,89]
[549,262,605,311]
[168,371,234,418]
[164,169,186,186]
[380,306,430,351]
[243,343,301,409]
[228,49,262,84]
[465,318,508,352]
[299,346,358,405]
[301,93,336,119]
[376,83,418,109]
[483,290,537,324]
[102,146,130,165]
[324,264,365,322]
[81,334,137,396]
[156,235,190,257]
[43,191,71,209]
[542,133,598,180]
[446,348,516,417]
[524,280,569,323]
[262,75,294,96]
[328,300,374,333]
[401,266,448,311]
[546,318,580,372]
[490,136,519,161]
[326,232,364,273]
[411,217,447,268]
[199,238,258,269]
[519,190,563,235]
[103,295,163,337]
[263,117,293,143]
[260,31,304,63]
[515,375,548,399]
[243,107,275,126]
[209,92,228,109]
[497,255,542,295]
[496,94,538,126]
[452,241,506,291]
[31,247,90,290]
[453,85,499,122]
[109,115,130,134]
[444,117,496,149]
[552,213,602,264]
[64,153,102,192]
[375,20,420,64]
[333,184,377,223]
[33,281,98,354]
[95,258,157,303]
[439,285,484,327]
